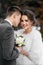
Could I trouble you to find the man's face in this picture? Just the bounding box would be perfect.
[12,12,21,27]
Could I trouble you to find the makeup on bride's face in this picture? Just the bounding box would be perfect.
[21,15,32,30]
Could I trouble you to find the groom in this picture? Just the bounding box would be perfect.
[0,6,23,65]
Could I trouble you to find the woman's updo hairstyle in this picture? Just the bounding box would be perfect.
[22,9,37,25]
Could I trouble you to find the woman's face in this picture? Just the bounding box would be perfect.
[21,15,33,30]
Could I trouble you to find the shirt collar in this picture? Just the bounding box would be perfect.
[5,19,12,26]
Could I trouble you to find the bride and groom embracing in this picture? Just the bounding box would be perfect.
[0,5,43,65]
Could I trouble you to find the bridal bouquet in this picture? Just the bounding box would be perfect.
[15,34,25,47]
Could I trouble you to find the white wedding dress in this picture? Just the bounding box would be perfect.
[14,27,43,65]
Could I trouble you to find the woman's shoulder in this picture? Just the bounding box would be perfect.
[33,29,41,36]
[32,28,42,40]
[32,26,41,35]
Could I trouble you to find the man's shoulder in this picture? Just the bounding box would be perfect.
[0,19,11,27]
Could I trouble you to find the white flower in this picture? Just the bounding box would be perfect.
[15,34,25,46]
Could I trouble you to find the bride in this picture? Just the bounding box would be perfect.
[14,10,43,65]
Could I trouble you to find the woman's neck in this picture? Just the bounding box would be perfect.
[23,27,32,34]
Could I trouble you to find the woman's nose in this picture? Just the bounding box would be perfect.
[22,22,26,26]
[23,21,26,23]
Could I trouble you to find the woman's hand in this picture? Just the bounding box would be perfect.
[20,48,29,57]
[16,46,29,57]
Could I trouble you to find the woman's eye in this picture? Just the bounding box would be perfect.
[21,20,23,22]
[21,20,28,22]
[25,20,28,22]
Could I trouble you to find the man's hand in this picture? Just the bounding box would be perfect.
[16,47,23,53]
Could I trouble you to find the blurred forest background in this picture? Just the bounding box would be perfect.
[0,0,43,38]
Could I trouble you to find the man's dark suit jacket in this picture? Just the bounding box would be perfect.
[0,20,19,65]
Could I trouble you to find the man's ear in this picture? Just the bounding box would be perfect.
[12,12,17,18]
[13,12,18,18]
[13,13,16,18]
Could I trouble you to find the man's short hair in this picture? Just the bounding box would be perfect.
[6,6,22,16]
